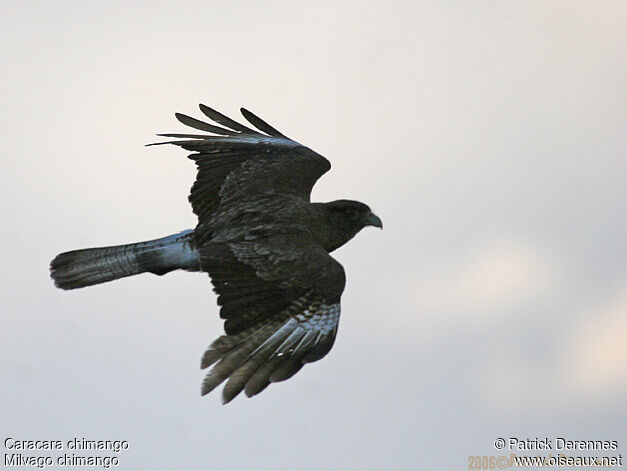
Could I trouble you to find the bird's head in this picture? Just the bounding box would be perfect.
[319,199,382,251]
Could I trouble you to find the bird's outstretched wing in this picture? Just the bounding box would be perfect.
[199,234,346,403]
[151,106,344,402]
[149,105,331,241]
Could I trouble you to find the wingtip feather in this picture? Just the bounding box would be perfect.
[240,107,287,138]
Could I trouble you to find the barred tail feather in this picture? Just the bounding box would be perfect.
[50,230,199,290]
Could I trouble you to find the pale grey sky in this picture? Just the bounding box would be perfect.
[1,1,625,469]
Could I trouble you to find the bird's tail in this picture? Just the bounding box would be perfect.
[50,230,200,290]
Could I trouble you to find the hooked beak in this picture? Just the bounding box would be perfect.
[365,211,383,229]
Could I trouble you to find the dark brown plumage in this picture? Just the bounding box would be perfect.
[50,104,382,403]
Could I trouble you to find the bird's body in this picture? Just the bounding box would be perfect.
[51,105,381,403]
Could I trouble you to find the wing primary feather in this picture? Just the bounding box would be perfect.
[199,104,261,134]
[240,329,306,399]
[245,319,297,360]
[155,133,217,139]
[221,327,304,403]
[289,330,317,356]
[221,354,271,403]
[269,327,305,359]
[269,358,305,382]
[240,108,287,138]
[201,332,272,396]
[202,319,297,396]
[200,321,276,369]
[244,356,285,397]
[145,139,208,147]
[222,363,257,404]
[303,327,338,363]
[175,112,238,136]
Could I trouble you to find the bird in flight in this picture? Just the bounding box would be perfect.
[50,104,382,403]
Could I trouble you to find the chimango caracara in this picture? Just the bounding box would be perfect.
[50,104,382,403]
